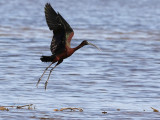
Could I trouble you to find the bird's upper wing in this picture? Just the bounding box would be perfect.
[45,3,74,55]
[57,13,74,45]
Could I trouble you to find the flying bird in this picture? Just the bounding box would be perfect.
[37,3,100,89]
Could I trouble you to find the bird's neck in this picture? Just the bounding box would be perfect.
[73,42,85,52]
[67,42,85,57]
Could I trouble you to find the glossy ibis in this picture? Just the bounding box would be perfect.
[37,3,100,89]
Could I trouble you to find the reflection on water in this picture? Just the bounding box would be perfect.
[0,0,160,119]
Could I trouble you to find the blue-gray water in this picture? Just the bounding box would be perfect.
[1,0,160,119]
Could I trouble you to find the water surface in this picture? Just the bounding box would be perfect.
[0,0,160,119]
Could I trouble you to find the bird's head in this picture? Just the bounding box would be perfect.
[82,40,101,51]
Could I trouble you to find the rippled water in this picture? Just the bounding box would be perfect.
[1,0,160,119]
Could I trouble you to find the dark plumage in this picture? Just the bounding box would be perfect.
[40,55,55,62]
[44,3,73,56]
[37,3,100,89]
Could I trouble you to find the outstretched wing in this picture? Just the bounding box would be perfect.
[57,13,74,45]
[45,3,74,55]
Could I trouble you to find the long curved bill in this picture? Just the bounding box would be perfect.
[87,42,101,51]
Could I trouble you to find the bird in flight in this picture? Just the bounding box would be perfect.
[37,3,101,89]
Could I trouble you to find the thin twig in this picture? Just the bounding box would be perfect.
[54,107,83,112]
[1,104,33,108]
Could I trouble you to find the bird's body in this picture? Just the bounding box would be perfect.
[41,36,87,63]
[37,3,100,89]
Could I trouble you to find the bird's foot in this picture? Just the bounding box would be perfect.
[36,78,42,87]
[45,81,48,90]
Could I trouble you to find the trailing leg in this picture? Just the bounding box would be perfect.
[36,62,53,87]
[45,59,63,90]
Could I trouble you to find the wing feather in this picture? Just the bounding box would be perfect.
[44,3,74,55]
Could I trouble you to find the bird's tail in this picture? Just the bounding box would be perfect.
[40,55,55,62]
